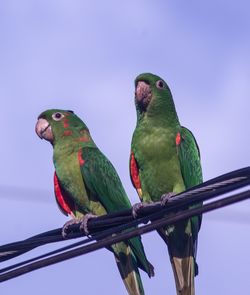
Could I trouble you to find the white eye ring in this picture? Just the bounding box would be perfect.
[52,112,64,121]
[156,80,165,89]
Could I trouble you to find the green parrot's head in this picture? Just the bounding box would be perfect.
[35,109,89,144]
[134,73,177,121]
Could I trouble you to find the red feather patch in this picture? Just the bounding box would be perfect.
[54,172,74,216]
[63,118,69,128]
[63,130,72,136]
[78,149,85,166]
[78,137,90,142]
[176,132,182,146]
[130,152,141,189]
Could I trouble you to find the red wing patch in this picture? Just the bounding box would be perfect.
[54,172,75,216]
[78,149,85,166]
[175,132,182,146]
[130,152,141,189]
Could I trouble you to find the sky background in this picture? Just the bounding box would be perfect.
[0,0,250,294]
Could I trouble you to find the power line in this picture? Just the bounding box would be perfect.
[0,166,249,282]
[1,167,249,262]
[0,189,249,283]
[1,167,250,260]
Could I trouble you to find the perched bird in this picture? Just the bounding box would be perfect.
[130,73,202,295]
[35,109,154,295]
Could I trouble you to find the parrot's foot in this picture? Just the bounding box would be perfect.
[132,202,150,218]
[62,218,81,238]
[160,192,176,207]
[79,213,97,236]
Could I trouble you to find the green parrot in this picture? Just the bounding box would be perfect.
[129,73,202,295]
[35,109,154,295]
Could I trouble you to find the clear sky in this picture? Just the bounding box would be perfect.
[0,1,250,294]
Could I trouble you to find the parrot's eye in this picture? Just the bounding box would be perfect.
[156,80,165,89]
[52,112,64,121]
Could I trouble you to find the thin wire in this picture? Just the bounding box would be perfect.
[1,166,250,263]
[0,189,249,283]
[2,183,250,274]
[0,166,250,278]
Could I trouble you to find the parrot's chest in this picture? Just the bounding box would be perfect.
[53,150,88,208]
[133,127,185,199]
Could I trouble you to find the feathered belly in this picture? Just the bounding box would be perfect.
[141,156,185,201]
[134,128,185,201]
[54,152,90,211]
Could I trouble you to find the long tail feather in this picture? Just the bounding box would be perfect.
[128,236,155,278]
[158,219,196,295]
[112,242,145,295]
[171,253,195,295]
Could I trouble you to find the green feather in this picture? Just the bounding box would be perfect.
[177,127,203,189]
[177,126,203,273]
[38,109,154,295]
[131,73,203,295]
[80,147,154,277]
[80,147,131,212]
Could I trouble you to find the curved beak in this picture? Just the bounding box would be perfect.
[35,118,53,142]
[135,81,152,108]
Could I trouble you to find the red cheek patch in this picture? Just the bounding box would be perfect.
[74,137,90,142]
[63,130,72,136]
[79,137,90,142]
[63,118,69,128]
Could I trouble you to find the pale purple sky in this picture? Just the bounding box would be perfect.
[0,1,250,294]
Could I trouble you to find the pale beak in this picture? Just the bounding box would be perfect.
[135,81,152,108]
[35,118,53,142]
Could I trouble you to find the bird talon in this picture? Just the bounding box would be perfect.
[132,203,143,218]
[160,192,176,207]
[62,218,81,238]
[79,213,97,236]
[132,202,151,218]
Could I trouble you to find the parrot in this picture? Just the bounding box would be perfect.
[35,109,154,295]
[129,73,203,295]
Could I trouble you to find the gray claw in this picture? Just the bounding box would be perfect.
[62,218,80,238]
[160,192,176,207]
[132,202,148,218]
[79,213,97,236]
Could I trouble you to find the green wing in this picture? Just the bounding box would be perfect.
[178,127,203,189]
[177,127,203,272]
[80,147,131,212]
[80,147,154,277]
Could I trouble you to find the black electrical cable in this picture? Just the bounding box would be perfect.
[1,177,250,275]
[1,166,250,263]
[0,189,249,283]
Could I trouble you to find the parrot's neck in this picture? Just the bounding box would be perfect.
[53,130,96,158]
[136,95,180,129]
